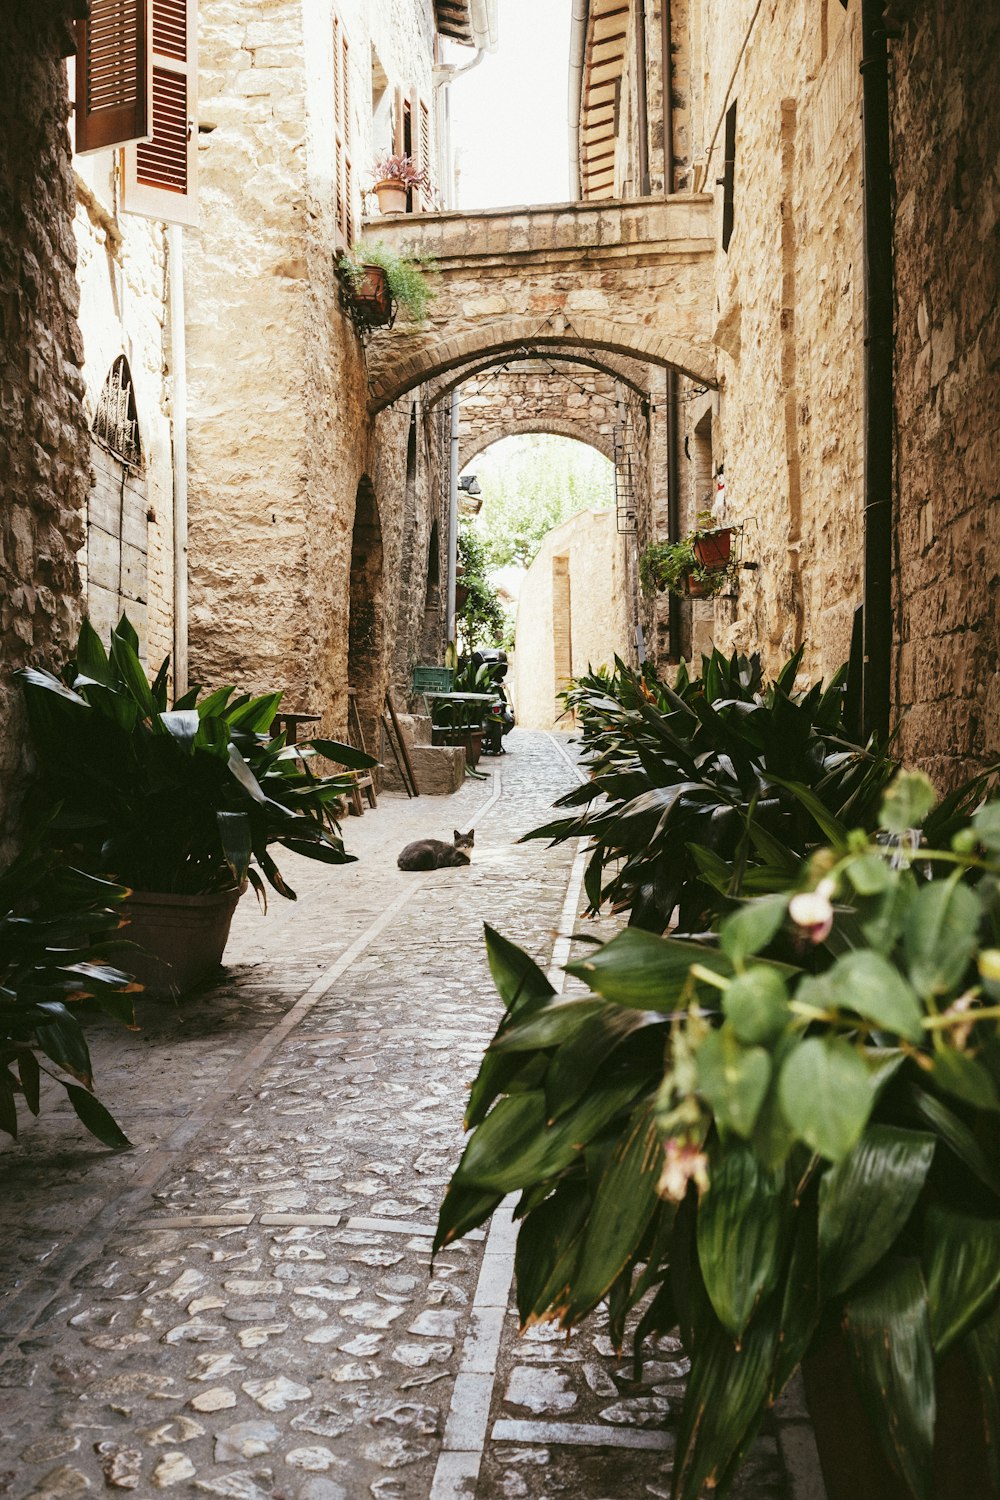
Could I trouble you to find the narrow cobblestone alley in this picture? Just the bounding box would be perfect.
[0,733,817,1500]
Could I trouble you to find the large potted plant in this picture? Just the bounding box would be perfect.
[336,238,436,329]
[370,151,431,214]
[437,771,1000,1500]
[19,617,376,997]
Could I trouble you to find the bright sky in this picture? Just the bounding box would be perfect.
[448,0,572,210]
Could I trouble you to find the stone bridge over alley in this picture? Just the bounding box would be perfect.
[363,196,718,413]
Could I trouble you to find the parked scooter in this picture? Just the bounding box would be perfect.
[472,649,515,754]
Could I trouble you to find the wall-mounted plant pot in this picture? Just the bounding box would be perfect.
[348,265,395,327]
[693,527,733,569]
[685,571,709,598]
[120,883,246,998]
[374,179,408,214]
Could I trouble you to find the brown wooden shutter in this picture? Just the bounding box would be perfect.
[121,0,199,226]
[333,13,353,246]
[418,96,432,209]
[75,0,152,155]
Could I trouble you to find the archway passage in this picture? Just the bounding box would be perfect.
[348,477,385,760]
[362,196,717,411]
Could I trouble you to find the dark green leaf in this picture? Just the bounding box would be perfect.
[64,1084,131,1148]
[696,1142,788,1336]
[923,1206,1000,1358]
[454,1085,641,1195]
[433,1181,504,1252]
[904,879,980,1000]
[723,968,790,1046]
[310,738,379,771]
[719,895,788,966]
[825,950,924,1042]
[818,1125,935,1296]
[932,1047,1000,1111]
[843,1259,935,1500]
[696,1027,771,1138]
[567,928,731,1010]
[778,1036,873,1161]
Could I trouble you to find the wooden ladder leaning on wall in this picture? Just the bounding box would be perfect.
[345,688,378,816]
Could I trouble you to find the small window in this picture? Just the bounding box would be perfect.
[93,355,142,466]
[721,101,737,252]
[74,0,152,155]
[121,0,200,226]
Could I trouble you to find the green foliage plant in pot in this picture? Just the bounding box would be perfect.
[639,537,696,597]
[526,646,923,934]
[19,616,376,997]
[337,238,436,327]
[436,771,1000,1500]
[0,834,136,1146]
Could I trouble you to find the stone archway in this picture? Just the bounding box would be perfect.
[461,420,615,470]
[348,477,384,757]
[369,315,716,412]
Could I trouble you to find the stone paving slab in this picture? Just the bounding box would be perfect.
[0,732,820,1500]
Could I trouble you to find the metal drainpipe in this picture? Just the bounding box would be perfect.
[568,0,588,199]
[860,0,893,741]
[662,0,673,193]
[666,368,681,660]
[447,388,460,645]
[636,0,651,195]
[167,223,188,699]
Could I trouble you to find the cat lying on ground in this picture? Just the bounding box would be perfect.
[397,829,475,870]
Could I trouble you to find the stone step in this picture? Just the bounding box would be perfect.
[381,742,465,796]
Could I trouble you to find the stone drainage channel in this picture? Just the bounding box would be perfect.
[0,731,824,1500]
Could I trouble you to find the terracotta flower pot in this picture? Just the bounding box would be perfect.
[465,728,483,767]
[693,527,733,569]
[374,179,408,214]
[120,884,246,998]
[349,265,393,325]
[455,582,470,609]
[685,570,709,598]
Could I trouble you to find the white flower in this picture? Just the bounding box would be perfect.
[657,1138,710,1202]
[788,878,836,944]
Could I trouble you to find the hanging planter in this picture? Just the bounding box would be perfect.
[693,525,734,569]
[685,569,709,598]
[369,152,431,216]
[343,264,395,328]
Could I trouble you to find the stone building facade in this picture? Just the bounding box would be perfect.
[514,509,632,730]
[570,0,999,781]
[0,3,91,847]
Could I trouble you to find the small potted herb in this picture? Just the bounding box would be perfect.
[371,152,431,214]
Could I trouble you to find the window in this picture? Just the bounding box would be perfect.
[333,13,354,246]
[721,100,737,252]
[93,355,142,466]
[74,0,152,155]
[121,0,199,225]
[74,0,199,224]
[394,86,433,212]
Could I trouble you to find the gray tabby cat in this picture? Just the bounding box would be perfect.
[397,829,475,870]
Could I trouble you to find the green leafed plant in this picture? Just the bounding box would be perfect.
[18,615,376,902]
[526,649,989,935]
[0,835,136,1147]
[337,238,436,323]
[438,778,1000,1500]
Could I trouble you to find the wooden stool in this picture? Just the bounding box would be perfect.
[345,688,377,815]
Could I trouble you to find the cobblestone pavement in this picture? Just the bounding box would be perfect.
[0,731,821,1500]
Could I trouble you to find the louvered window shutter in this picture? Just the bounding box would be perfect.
[418,96,432,209]
[75,0,152,155]
[333,14,353,246]
[122,0,198,226]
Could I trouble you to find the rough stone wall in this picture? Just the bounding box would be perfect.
[891,0,1000,782]
[459,367,621,466]
[514,509,632,729]
[0,3,90,845]
[695,0,864,685]
[72,156,175,671]
[184,0,445,751]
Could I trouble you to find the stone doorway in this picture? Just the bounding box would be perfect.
[348,477,385,758]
